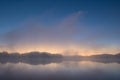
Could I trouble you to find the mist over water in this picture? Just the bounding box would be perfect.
[0,10,119,55]
[0,60,120,80]
[0,0,120,80]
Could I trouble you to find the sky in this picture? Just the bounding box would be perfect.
[0,0,120,56]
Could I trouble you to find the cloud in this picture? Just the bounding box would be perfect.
[0,11,83,53]
[0,11,120,55]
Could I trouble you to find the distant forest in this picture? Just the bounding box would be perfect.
[0,51,120,65]
[0,51,62,58]
[0,51,120,58]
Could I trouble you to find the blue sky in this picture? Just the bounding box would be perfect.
[0,0,120,55]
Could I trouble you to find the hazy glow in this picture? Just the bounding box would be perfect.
[1,43,119,56]
[0,11,120,56]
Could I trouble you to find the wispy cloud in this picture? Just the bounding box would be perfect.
[0,11,119,55]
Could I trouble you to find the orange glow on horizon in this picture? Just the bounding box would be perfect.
[0,44,119,56]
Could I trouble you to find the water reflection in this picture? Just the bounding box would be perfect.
[0,60,120,80]
[1,58,120,65]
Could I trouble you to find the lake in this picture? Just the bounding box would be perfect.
[0,60,120,80]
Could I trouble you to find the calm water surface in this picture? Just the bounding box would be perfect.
[0,60,120,80]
